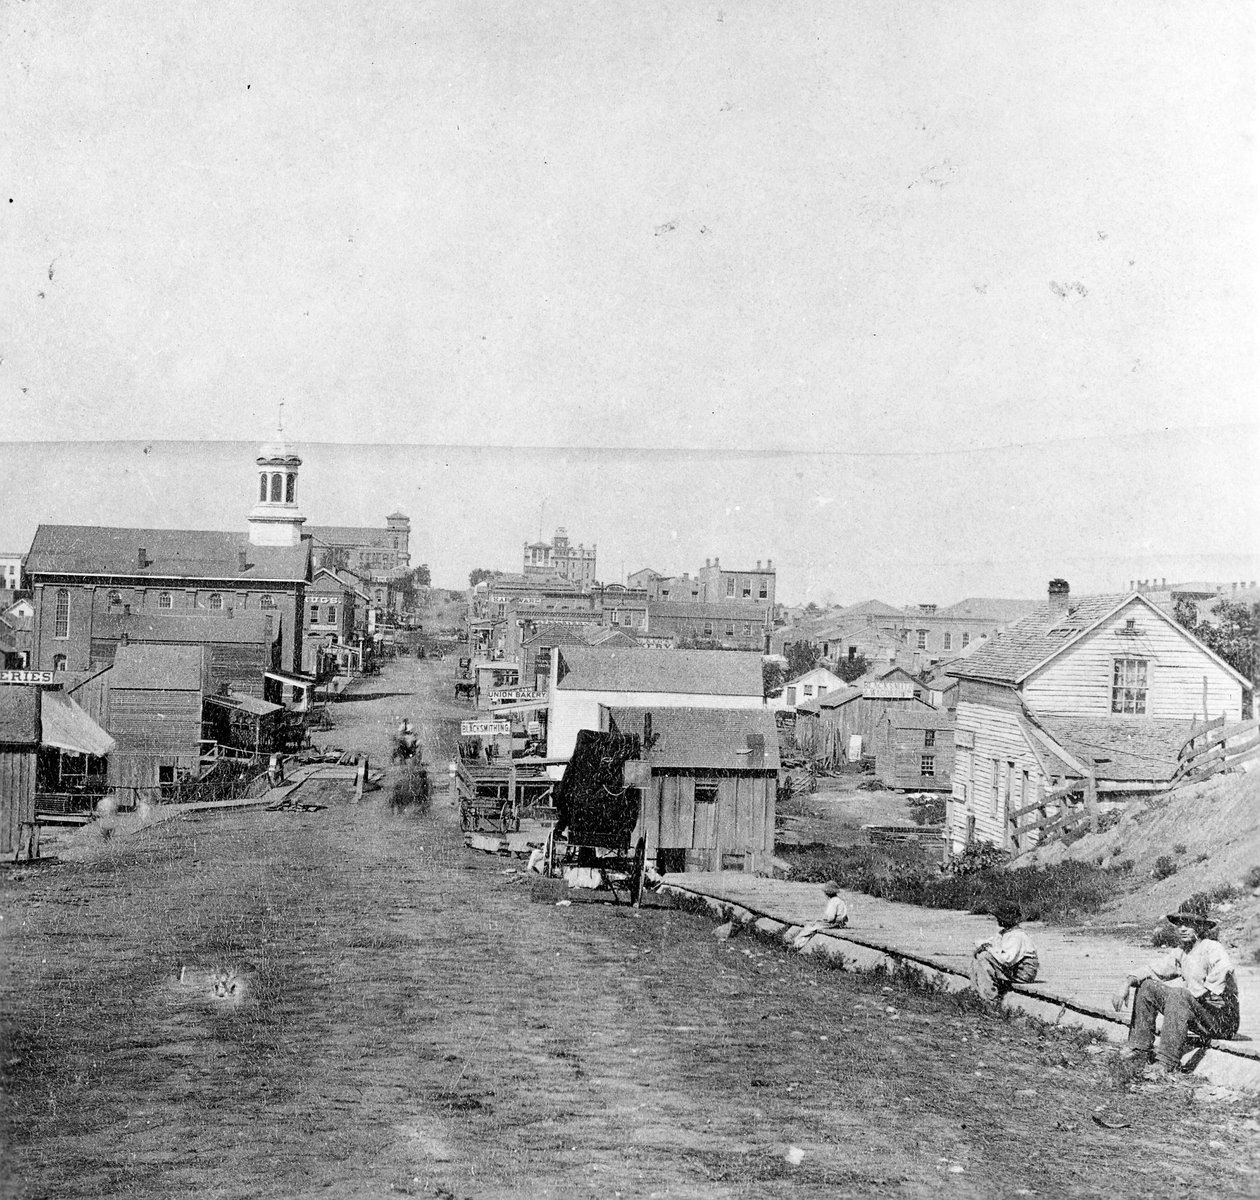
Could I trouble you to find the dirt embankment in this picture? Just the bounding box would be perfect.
[1027,770,1260,959]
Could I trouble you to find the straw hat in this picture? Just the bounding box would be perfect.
[1164,908,1217,935]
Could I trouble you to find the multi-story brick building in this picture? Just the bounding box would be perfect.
[308,512,411,575]
[25,433,313,706]
[522,528,596,589]
[697,557,776,608]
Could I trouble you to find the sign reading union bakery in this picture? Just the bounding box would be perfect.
[0,670,56,685]
[489,687,541,704]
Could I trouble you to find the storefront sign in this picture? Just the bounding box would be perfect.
[0,670,55,685]
[461,719,511,737]
[489,687,541,704]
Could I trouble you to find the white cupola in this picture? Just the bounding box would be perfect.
[248,407,307,547]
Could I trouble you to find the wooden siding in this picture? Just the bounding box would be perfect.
[876,724,956,791]
[1,747,36,856]
[948,699,1050,851]
[641,769,776,874]
[208,644,268,697]
[1022,599,1243,721]
[809,696,934,765]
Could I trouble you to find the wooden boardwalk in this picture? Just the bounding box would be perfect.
[659,871,1260,1083]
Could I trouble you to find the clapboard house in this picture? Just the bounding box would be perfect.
[946,579,1249,852]
[874,707,955,791]
[795,674,935,765]
[605,706,780,875]
[25,432,315,708]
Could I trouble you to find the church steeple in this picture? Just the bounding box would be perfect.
[248,405,307,547]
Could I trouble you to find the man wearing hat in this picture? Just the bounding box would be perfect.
[792,881,850,949]
[1114,908,1240,1074]
[969,903,1040,1005]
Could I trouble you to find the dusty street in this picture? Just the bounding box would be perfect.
[2,659,1256,1200]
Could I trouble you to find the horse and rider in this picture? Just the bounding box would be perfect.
[392,717,419,763]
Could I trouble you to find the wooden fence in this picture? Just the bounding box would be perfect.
[1171,716,1260,788]
[1006,778,1092,853]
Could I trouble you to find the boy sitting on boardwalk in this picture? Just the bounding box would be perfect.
[970,903,1039,1004]
[792,881,850,949]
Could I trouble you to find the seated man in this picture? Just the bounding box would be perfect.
[1114,907,1239,1075]
[793,881,850,948]
[969,903,1039,1004]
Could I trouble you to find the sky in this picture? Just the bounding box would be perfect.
[2,2,1257,601]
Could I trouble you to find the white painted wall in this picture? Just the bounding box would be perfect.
[1022,598,1243,721]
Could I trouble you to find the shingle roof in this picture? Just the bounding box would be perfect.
[607,706,781,771]
[883,708,955,730]
[948,594,1132,684]
[307,525,395,547]
[109,644,206,690]
[1032,714,1188,783]
[837,599,905,618]
[523,623,600,647]
[648,600,769,621]
[0,687,40,745]
[93,611,275,645]
[935,597,1040,622]
[27,525,309,582]
[555,646,764,697]
[587,627,638,647]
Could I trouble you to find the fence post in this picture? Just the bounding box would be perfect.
[1086,764,1098,834]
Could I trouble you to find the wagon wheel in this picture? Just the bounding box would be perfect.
[629,835,647,908]
[459,802,472,832]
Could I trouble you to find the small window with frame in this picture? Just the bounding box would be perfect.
[694,775,718,804]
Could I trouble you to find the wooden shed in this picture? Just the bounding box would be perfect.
[874,708,956,791]
[809,683,936,766]
[0,687,39,857]
[106,643,208,802]
[604,705,780,875]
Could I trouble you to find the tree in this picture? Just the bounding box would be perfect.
[785,640,820,679]
[762,661,786,698]
[413,563,431,588]
[468,567,501,588]
[835,653,871,684]
[1175,597,1259,693]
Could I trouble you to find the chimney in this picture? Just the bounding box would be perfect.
[1161,577,1166,588]
[137,547,147,569]
[767,559,773,570]
[705,558,711,568]
[239,550,248,571]
[756,560,762,569]
[1048,578,1070,612]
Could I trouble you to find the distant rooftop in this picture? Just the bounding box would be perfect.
[555,646,764,697]
[606,705,781,771]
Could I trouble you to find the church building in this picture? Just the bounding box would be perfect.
[25,430,314,706]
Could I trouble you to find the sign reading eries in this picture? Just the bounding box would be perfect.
[0,670,55,685]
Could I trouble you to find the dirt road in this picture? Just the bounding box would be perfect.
[2,659,1257,1199]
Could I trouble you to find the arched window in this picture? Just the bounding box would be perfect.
[54,588,70,638]
[158,592,172,609]
[285,473,295,503]
[259,594,275,609]
[107,590,122,607]
[259,473,268,502]
[270,473,282,502]
[52,654,67,672]
[208,593,223,610]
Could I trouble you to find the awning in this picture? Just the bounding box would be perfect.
[265,669,317,689]
[489,700,550,714]
[41,690,115,757]
[206,692,284,718]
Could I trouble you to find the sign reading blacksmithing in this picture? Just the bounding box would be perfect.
[461,719,511,737]
[0,670,56,685]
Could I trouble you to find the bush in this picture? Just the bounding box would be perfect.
[907,793,947,827]
[1244,865,1260,890]
[389,764,431,814]
[945,842,1011,877]
[778,842,1118,924]
[1172,842,1187,855]
[1152,855,1178,881]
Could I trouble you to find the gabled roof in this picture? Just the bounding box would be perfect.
[93,611,275,646]
[27,525,309,583]
[837,599,905,618]
[950,592,1250,687]
[522,623,601,647]
[587,627,638,648]
[785,667,845,688]
[607,706,781,771]
[934,597,1040,623]
[109,644,207,690]
[555,646,763,697]
[310,567,368,599]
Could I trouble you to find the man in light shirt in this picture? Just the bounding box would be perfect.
[969,903,1039,1005]
[1114,908,1239,1074]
